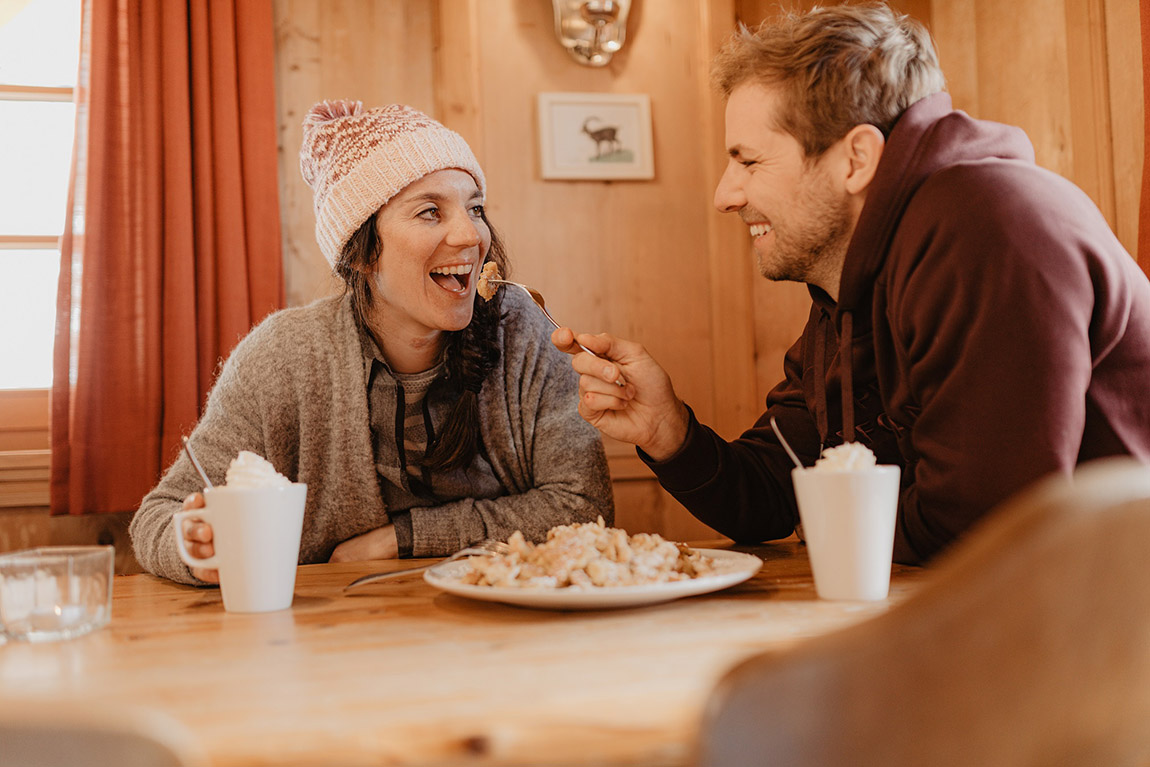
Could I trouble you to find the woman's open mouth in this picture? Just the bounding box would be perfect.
[429,264,473,293]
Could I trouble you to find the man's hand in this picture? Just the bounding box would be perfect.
[330,524,399,563]
[179,492,219,584]
[551,327,690,461]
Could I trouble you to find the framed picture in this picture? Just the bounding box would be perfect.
[537,92,654,180]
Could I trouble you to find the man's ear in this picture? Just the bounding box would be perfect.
[841,124,885,195]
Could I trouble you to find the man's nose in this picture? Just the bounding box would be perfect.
[713,165,746,213]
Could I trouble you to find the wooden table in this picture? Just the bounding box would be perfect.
[0,539,923,766]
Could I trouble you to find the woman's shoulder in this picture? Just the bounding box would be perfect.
[225,294,353,371]
[244,294,349,344]
[492,283,576,380]
[496,283,550,337]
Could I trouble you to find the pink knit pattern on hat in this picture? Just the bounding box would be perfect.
[299,100,486,266]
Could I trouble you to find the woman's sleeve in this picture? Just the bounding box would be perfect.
[128,338,274,584]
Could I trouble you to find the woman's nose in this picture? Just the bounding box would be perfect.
[713,164,746,213]
[446,212,482,248]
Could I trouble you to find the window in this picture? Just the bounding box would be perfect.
[0,0,81,391]
[0,0,79,507]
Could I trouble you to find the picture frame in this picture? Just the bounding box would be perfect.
[537,92,654,180]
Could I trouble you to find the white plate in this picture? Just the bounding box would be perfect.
[423,548,763,610]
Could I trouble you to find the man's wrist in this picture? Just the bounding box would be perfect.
[641,400,690,462]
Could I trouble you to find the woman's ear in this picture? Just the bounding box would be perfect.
[842,124,885,195]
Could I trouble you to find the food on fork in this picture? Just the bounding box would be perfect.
[476,261,501,301]
[224,451,292,489]
[462,517,718,588]
[812,441,877,471]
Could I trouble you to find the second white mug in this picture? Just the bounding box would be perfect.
[791,466,900,601]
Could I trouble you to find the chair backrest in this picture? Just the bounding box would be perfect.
[695,457,1150,767]
[0,702,207,767]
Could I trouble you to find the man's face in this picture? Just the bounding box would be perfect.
[714,82,853,290]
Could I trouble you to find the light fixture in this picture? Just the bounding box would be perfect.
[551,0,633,67]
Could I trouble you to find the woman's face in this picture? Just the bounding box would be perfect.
[368,169,491,338]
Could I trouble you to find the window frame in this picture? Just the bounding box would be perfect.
[0,80,75,507]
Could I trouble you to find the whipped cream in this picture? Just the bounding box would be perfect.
[224,451,291,489]
[812,441,877,471]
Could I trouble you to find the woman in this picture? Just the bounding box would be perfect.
[130,101,614,585]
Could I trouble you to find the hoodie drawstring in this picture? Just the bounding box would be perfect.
[813,318,829,442]
[840,311,855,443]
[813,309,857,446]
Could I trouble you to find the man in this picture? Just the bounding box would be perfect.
[552,2,1150,565]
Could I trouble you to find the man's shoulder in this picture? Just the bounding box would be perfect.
[899,159,1105,258]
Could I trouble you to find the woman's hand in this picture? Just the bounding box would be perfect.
[551,327,690,461]
[330,524,399,563]
[179,492,220,584]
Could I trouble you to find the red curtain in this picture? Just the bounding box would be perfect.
[51,0,283,515]
[1141,0,1150,275]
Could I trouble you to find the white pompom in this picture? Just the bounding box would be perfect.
[303,99,363,128]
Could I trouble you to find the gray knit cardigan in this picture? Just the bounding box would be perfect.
[129,288,614,585]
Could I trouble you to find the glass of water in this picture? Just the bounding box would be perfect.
[0,545,114,643]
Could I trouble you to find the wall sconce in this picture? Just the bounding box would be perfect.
[551,0,632,67]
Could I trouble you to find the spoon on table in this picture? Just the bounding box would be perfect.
[769,416,804,470]
[181,436,214,489]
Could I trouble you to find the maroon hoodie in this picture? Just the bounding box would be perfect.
[645,93,1150,565]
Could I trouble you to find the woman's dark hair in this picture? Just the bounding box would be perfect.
[335,210,508,472]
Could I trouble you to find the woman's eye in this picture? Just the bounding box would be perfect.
[470,204,485,218]
[417,206,440,220]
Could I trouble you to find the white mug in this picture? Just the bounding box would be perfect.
[173,484,307,613]
[791,466,901,601]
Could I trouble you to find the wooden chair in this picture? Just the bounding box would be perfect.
[0,702,207,767]
[695,457,1150,767]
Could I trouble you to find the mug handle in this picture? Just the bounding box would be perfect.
[173,508,219,569]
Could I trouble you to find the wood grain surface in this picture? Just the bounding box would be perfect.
[0,540,922,767]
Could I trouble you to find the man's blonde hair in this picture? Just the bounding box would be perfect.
[712,3,945,157]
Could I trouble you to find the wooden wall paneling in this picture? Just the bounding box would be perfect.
[273,0,437,308]
[700,0,763,439]
[750,282,813,406]
[972,1,1075,178]
[0,451,49,508]
[921,0,979,115]
[1064,0,1116,224]
[0,389,49,452]
[612,478,725,542]
[433,0,484,154]
[1102,0,1143,257]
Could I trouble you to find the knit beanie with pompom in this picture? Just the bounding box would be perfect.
[299,100,486,267]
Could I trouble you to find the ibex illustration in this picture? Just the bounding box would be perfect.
[582,117,622,159]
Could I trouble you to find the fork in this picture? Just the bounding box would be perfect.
[342,539,511,590]
[488,279,625,386]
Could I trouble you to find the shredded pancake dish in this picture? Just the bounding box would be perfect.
[476,261,501,301]
[461,518,723,589]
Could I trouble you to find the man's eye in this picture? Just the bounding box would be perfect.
[741,160,757,168]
